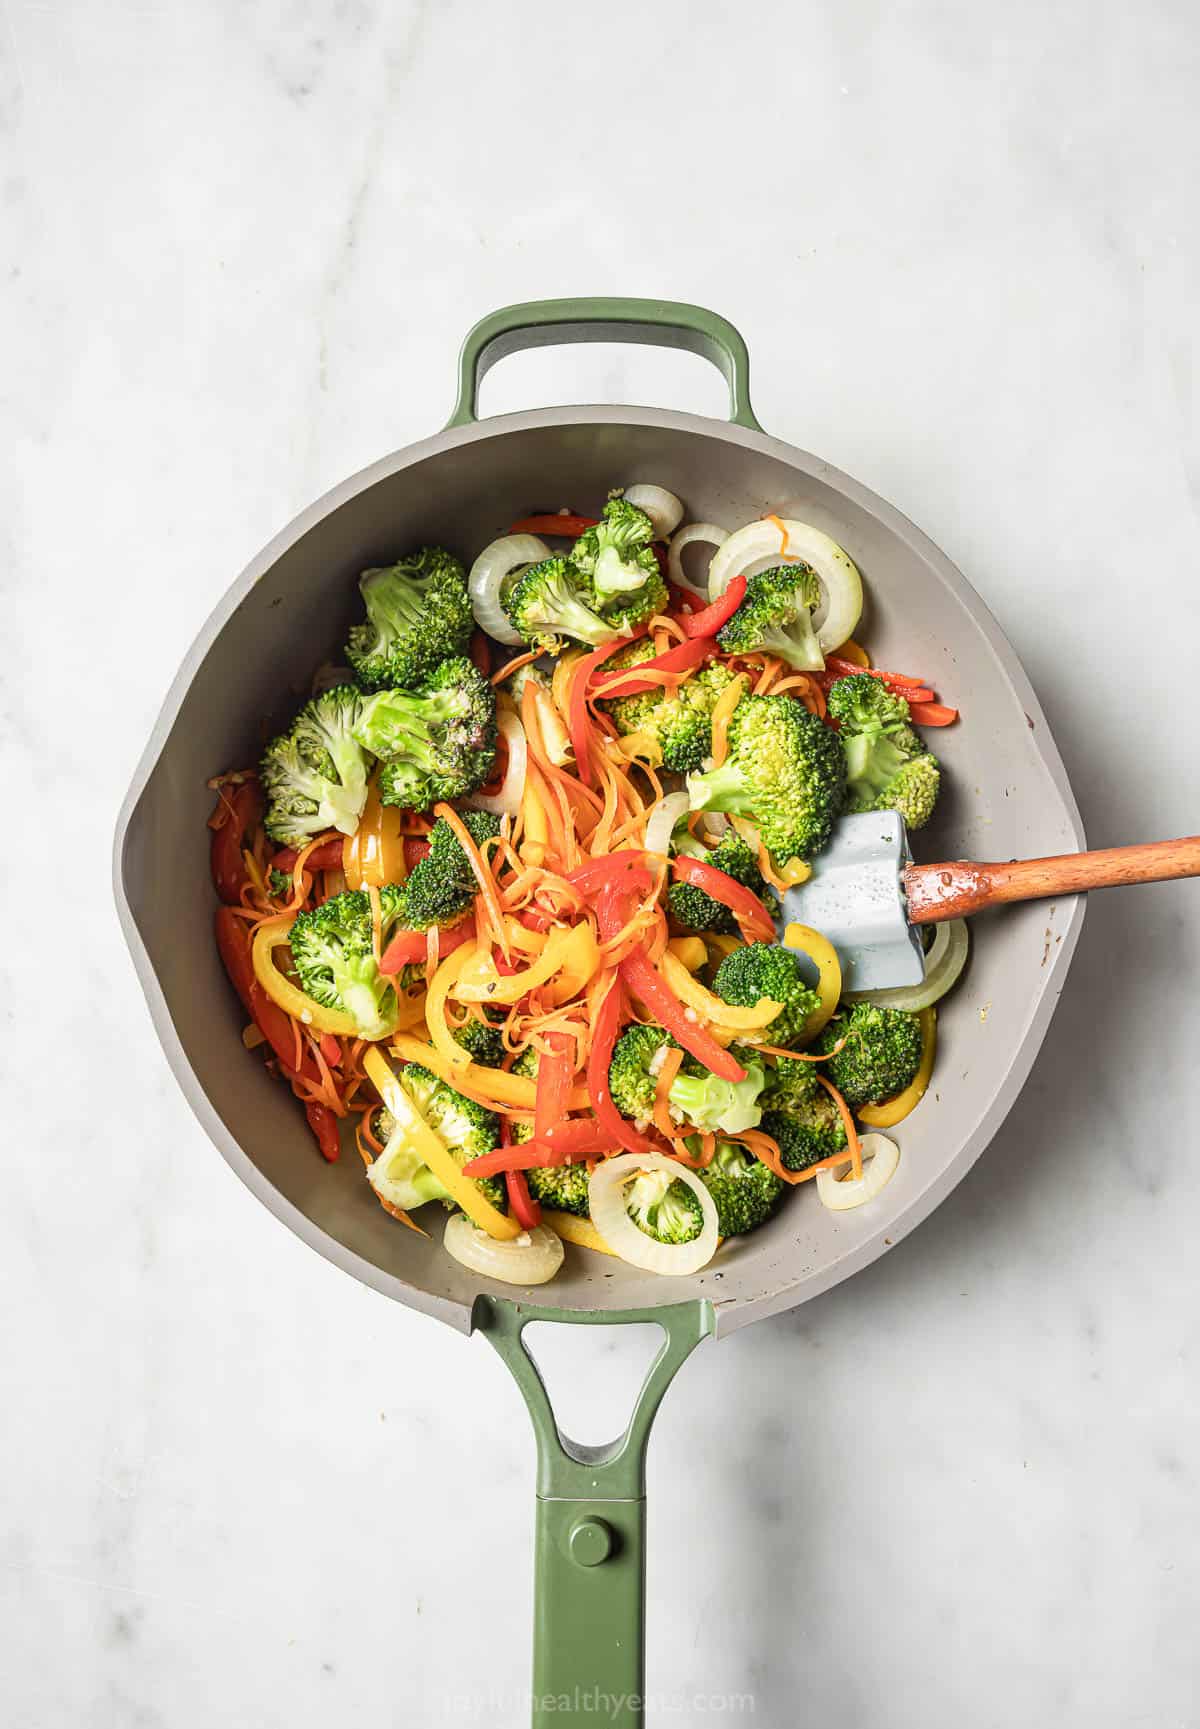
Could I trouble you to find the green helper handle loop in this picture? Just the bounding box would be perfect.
[447,297,762,431]
[473,1296,715,1728]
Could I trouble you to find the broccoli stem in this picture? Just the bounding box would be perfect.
[686,758,752,815]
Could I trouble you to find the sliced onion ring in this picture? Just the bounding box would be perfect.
[469,534,551,646]
[443,1214,564,1285]
[816,1133,900,1211]
[706,518,863,652]
[623,484,684,539]
[469,706,527,818]
[667,522,729,600]
[844,919,969,1012]
[588,1154,720,1275]
[644,790,691,858]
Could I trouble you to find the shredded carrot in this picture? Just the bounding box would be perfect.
[490,648,541,686]
[764,513,790,558]
[647,613,687,643]
[709,674,747,770]
[814,1073,862,1180]
[434,802,509,960]
[651,1047,684,1141]
[753,655,784,696]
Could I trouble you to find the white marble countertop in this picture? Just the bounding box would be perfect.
[5,1,1199,1723]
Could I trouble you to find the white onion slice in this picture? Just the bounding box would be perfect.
[644,790,691,858]
[667,522,729,600]
[469,534,551,646]
[816,1133,900,1211]
[443,1214,564,1285]
[623,484,684,539]
[706,518,863,652]
[844,919,969,1012]
[588,1154,720,1275]
[468,706,527,817]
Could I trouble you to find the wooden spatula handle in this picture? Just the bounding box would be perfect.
[904,835,1200,923]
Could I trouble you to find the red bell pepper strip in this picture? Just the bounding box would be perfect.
[497,1119,541,1227]
[588,980,659,1156]
[909,701,959,726]
[822,654,929,692]
[518,905,554,934]
[618,946,747,1082]
[567,634,644,786]
[304,1101,341,1162]
[509,514,598,538]
[211,782,263,903]
[591,635,718,699]
[379,917,474,977]
[678,574,746,639]
[319,1032,342,1068]
[534,1032,574,1147]
[270,836,344,875]
[404,837,430,872]
[215,906,316,1076]
[466,1117,614,1176]
[566,851,653,894]
[671,856,776,943]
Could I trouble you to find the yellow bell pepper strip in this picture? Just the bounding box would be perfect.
[362,1048,519,1239]
[425,942,476,1070]
[343,774,407,889]
[389,1033,592,1114]
[454,922,598,1006]
[667,935,708,973]
[658,950,781,1033]
[544,921,601,1006]
[702,933,741,966]
[829,637,871,668]
[251,921,360,1037]
[782,922,842,1042]
[858,1007,937,1128]
[541,1210,618,1257]
[520,770,551,867]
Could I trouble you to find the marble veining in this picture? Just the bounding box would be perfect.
[4,1,1198,1723]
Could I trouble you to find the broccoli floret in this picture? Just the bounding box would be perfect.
[716,563,824,671]
[825,672,912,734]
[827,673,941,830]
[503,557,615,653]
[260,685,370,847]
[268,867,294,899]
[344,547,473,691]
[693,1139,785,1235]
[713,942,821,1050]
[814,1002,923,1105]
[625,1168,703,1245]
[367,1064,504,1213]
[596,562,669,634]
[288,885,405,1040]
[453,1015,505,1068]
[667,827,779,935]
[599,643,736,773]
[572,495,657,600]
[608,1023,766,1135]
[398,809,501,931]
[354,657,497,812]
[528,1163,593,1218]
[686,692,846,863]
[759,1057,847,1170]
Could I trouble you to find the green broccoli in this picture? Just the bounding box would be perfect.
[452,1014,505,1068]
[260,685,370,847]
[693,1139,785,1235]
[826,673,941,830]
[353,657,497,812]
[759,1057,847,1170]
[267,867,294,899]
[594,562,669,635]
[625,1168,704,1245]
[686,692,846,863]
[398,810,501,931]
[713,942,821,1050]
[503,557,616,653]
[572,496,658,603]
[608,1023,767,1135]
[715,563,824,671]
[598,642,736,773]
[344,547,473,691]
[368,1066,504,1213]
[814,1001,923,1105]
[667,827,779,935]
[288,885,405,1040]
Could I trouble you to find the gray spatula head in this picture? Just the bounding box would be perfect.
[780,811,925,992]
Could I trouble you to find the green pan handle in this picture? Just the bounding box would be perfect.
[447,297,762,431]
[473,1295,714,1728]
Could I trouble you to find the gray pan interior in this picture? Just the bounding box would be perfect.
[114,406,1085,1338]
